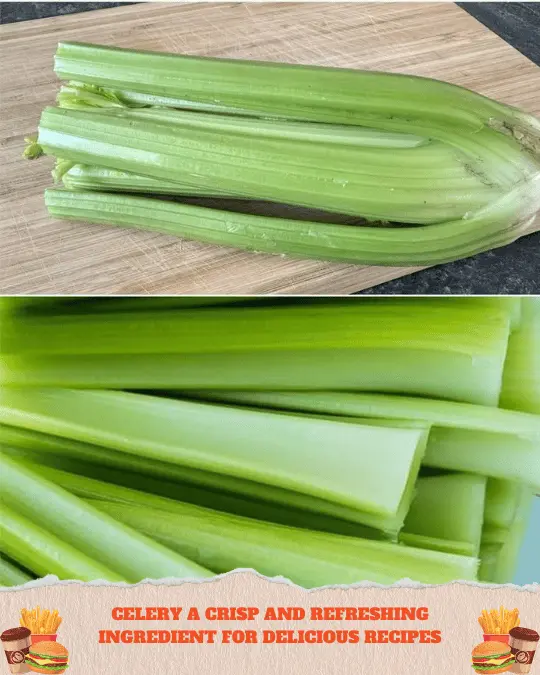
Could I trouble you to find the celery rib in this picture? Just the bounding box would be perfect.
[0,504,126,582]
[52,42,535,143]
[0,454,212,581]
[0,388,429,532]
[189,391,540,489]
[1,430,384,539]
[37,106,526,225]
[0,555,33,587]
[22,463,477,586]
[43,185,538,267]
[401,474,486,557]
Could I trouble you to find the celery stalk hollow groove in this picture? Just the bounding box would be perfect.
[0,388,429,532]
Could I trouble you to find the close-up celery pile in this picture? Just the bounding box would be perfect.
[26,42,540,267]
[0,297,539,587]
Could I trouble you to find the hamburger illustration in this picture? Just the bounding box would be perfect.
[25,641,68,673]
[472,641,515,673]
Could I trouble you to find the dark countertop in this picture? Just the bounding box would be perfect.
[1,2,539,295]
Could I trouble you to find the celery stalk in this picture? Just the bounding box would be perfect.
[53,43,540,149]
[1,433,382,539]
[482,479,522,545]
[500,298,540,414]
[1,300,509,356]
[62,163,235,197]
[43,183,539,267]
[188,391,540,488]
[39,106,514,225]
[0,301,511,405]
[479,488,534,583]
[0,555,33,587]
[400,474,486,556]
[0,388,429,532]
[93,499,478,586]
[0,504,125,582]
[190,390,540,436]
[0,454,212,581]
[24,464,477,586]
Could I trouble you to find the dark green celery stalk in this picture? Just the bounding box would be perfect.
[1,434,383,539]
[0,554,33,586]
[0,389,429,532]
[0,454,212,582]
[21,463,477,586]
[400,474,487,556]
[0,504,125,582]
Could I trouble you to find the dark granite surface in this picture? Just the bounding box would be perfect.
[1,2,539,294]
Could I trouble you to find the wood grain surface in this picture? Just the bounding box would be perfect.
[1,2,539,295]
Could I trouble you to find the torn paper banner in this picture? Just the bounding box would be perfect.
[1,572,539,675]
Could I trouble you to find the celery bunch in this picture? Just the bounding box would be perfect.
[24,42,540,266]
[1,297,538,587]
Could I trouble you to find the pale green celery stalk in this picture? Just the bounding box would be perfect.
[52,43,540,150]
[0,454,212,581]
[0,389,429,532]
[37,106,535,226]
[188,391,540,487]
[188,390,540,436]
[1,432,383,539]
[0,555,33,586]
[0,504,125,582]
[424,427,540,491]
[24,464,477,586]
[0,301,511,405]
[42,183,540,267]
[94,500,478,586]
[400,474,486,557]
[479,488,534,583]
[9,455,379,539]
[62,164,235,197]
[500,298,540,414]
[481,479,522,546]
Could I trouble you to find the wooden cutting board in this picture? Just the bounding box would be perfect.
[1,2,539,295]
